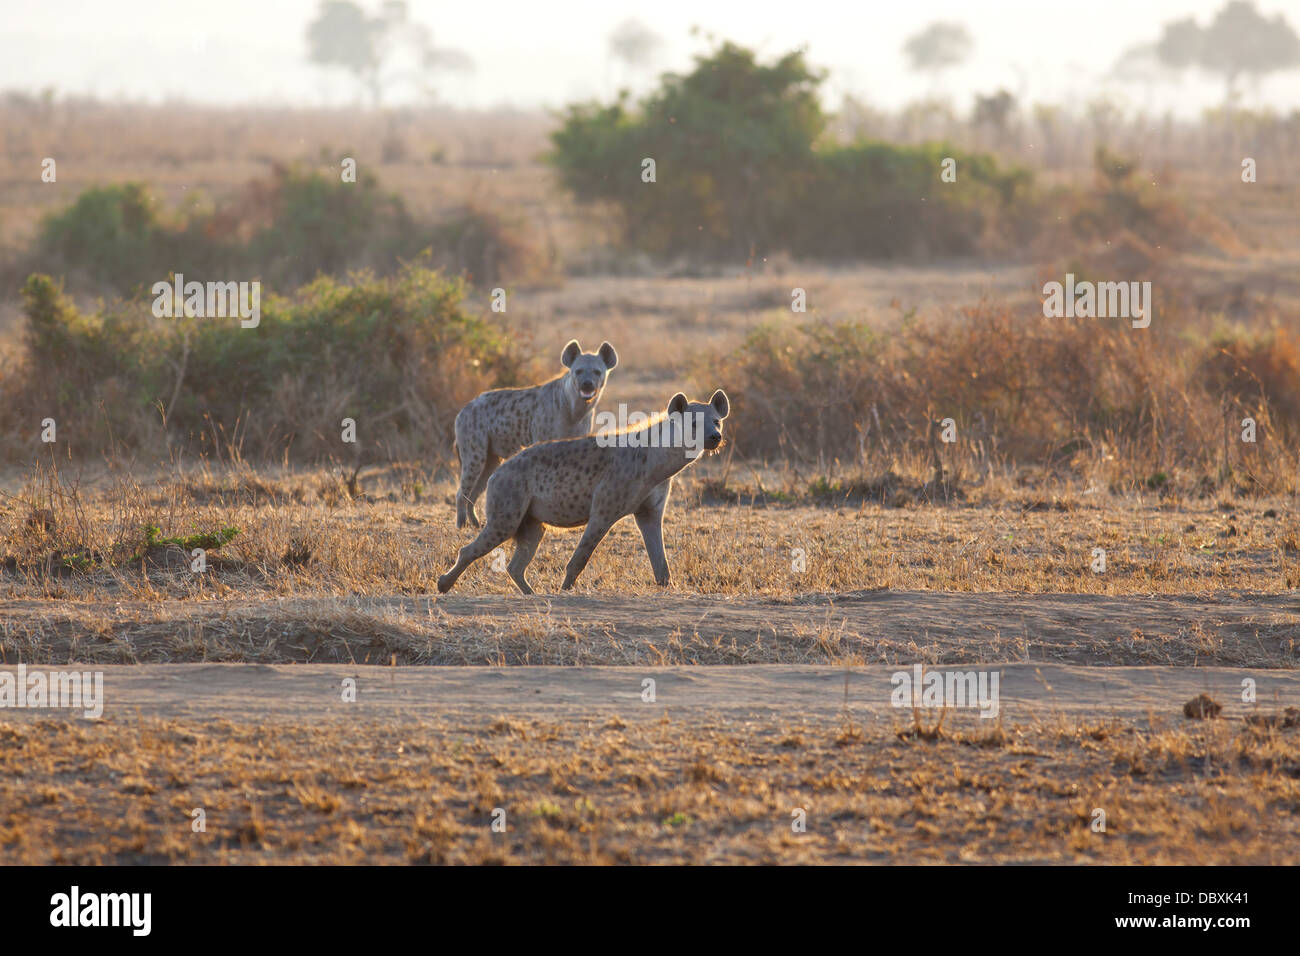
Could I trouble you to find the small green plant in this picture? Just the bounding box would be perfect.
[531,800,562,819]
[59,551,95,572]
[142,524,241,551]
[129,524,240,562]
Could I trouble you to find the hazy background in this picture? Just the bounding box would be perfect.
[2,0,1298,480]
[5,0,1299,115]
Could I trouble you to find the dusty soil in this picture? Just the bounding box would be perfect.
[2,662,1298,864]
[1,588,1296,667]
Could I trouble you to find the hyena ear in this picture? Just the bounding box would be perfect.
[667,393,689,417]
[598,341,618,370]
[560,340,581,368]
[710,389,730,419]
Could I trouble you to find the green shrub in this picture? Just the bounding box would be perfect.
[427,203,549,287]
[8,266,531,463]
[548,41,1034,261]
[791,140,1033,258]
[244,166,411,287]
[35,183,167,294]
[25,167,549,299]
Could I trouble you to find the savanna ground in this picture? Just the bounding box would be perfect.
[1,99,1299,864]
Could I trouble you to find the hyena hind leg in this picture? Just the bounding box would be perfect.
[462,454,500,529]
[506,517,546,595]
[437,520,514,593]
[439,479,529,593]
[455,441,489,530]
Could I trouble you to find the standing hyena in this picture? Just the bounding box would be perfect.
[453,339,617,529]
[438,390,729,595]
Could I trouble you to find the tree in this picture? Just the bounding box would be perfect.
[305,0,472,107]
[972,90,1016,132]
[902,22,973,86]
[550,43,825,258]
[1155,1,1300,104]
[608,19,663,74]
[547,41,1028,261]
[1155,17,1203,69]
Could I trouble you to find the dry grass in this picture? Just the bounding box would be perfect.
[2,465,1297,602]
[1,709,1296,864]
[0,466,1295,669]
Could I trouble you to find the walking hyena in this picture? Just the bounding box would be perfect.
[437,390,729,595]
[453,339,617,529]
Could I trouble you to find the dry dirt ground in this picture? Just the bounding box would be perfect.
[1,587,1298,864]
[1,589,1298,668]
[1,662,1298,864]
[2,478,1298,864]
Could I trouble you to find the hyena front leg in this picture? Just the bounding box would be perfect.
[437,522,514,593]
[634,506,669,586]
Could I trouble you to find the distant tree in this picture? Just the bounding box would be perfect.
[972,89,1016,132]
[306,0,472,107]
[1155,1,1300,104]
[1155,17,1203,69]
[550,43,825,257]
[548,41,1030,262]
[903,22,973,87]
[608,19,663,73]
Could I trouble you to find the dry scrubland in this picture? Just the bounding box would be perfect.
[4,709,1299,864]
[1,99,1299,864]
[0,469,1298,666]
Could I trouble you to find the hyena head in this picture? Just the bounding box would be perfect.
[560,339,618,406]
[666,389,730,455]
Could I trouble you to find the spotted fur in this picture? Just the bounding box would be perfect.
[438,390,729,594]
[453,339,617,529]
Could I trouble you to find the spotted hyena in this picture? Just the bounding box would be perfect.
[437,390,729,595]
[453,339,617,529]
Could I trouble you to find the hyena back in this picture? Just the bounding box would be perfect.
[438,390,729,595]
[453,339,617,529]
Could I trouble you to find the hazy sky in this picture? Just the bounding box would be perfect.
[4,0,1299,116]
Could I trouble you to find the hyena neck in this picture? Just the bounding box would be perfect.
[643,426,700,484]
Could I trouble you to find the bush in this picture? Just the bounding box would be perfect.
[705,303,1300,492]
[1200,324,1300,424]
[790,140,1034,258]
[1068,146,1194,249]
[35,183,168,295]
[6,267,532,464]
[242,165,411,288]
[25,166,549,299]
[427,203,550,287]
[548,41,1035,261]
